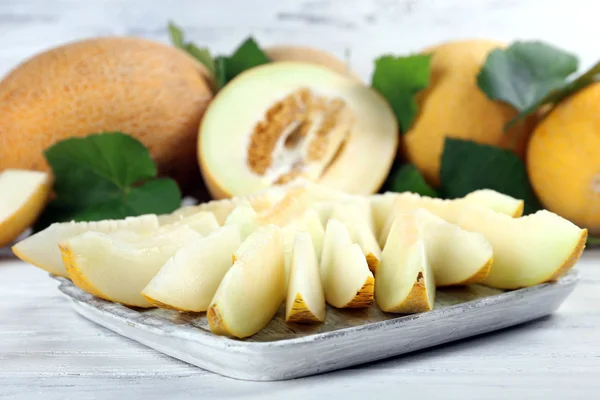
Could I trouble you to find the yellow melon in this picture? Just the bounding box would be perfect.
[527,82,600,234]
[404,39,533,186]
[0,37,213,190]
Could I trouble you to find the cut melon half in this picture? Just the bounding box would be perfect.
[286,232,326,323]
[409,208,493,286]
[375,213,435,313]
[12,214,159,277]
[378,190,524,247]
[330,203,381,271]
[0,169,52,247]
[60,225,202,307]
[321,219,374,308]
[141,225,241,312]
[457,206,587,289]
[208,225,285,338]
[198,61,398,199]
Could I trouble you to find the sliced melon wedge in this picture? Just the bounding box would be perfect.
[378,191,524,246]
[198,61,398,199]
[321,219,374,308]
[12,214,159,277]
[375,213,435,313]
[456,206,587,289]
[60,225,202,307]
[208,225,285,338]
[141,225,241,312]
[331,203,381,271]
[0,169,52,247]
[224,200,259,240]
[464,189,524,218]
[164,211,220,236]
[409,208,493,286]
[286,232,326,323]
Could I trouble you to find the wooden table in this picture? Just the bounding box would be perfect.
[1,250,599,399]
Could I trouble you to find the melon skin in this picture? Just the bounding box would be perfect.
[404,39,534,186]
[0,37,213,191]
[527,82,600,234]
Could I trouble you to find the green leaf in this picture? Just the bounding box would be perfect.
[388,164,438,197]
[42,132,182,225]
[587,235,600,247]
[225,37,270,82]
[440,138,542,214]
[167,21,215,74]
[477,41,578,112]
[507,60,600,128]
[214,55,228,90]
[167,21,184,48]
[185,43,215,74]
[371,54,431,133]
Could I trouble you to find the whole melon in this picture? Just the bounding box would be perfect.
[527,82,600,234]
[0,37,213,191]
[403,39,533,186]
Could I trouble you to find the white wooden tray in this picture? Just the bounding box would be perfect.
[54,272,578,381]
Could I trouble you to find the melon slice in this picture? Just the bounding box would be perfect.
[60,225,202,307]
[369,192,399,238]
[456,206,587,289]
[224,201,259,240]
[408,208,493,286]
[378,191,524,246]
[375,213,435,313]
[0,169,52,247]
[198,61,398,199]
[164,211,220,236]
[286,232,326,323]
[12,214,159,277]
[321,219,374,308]
[208,225,285,338]
[330,203,381,271]
[141,225,241,312]
[464,189,524,218]
[280,208,326,289]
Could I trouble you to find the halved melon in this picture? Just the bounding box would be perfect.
[0,169,52,247]
[60,225,202,307]
[330,203,381,271]
[208,225,285,338]
[198,62,398,199]
[286,232,326,323]
[408,208,493,286]
[375,213,435,313]
[12,214,159,277]
[378,191,524,246]
[321,219,374,308]
[456,206,587,289]
[141,225,241,312]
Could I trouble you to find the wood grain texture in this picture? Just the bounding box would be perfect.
[1,0,600,397]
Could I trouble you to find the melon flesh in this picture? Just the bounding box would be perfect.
[378,191,524,246]
[375,214,435,313]
[286,232,326,323]
[208,225,285,338]
[141,225,241,312]
[60,225,202,307]
[330,203,381,271]
[224,201,259,240]
[321,219,374,308]
[0,169,51,247]
[12,214,159,277]
[457,206,587,289]
[408,208,493,286]
[198,62,398,198]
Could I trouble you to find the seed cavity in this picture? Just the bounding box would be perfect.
[246,88,354,184]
